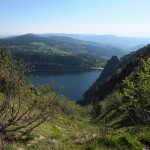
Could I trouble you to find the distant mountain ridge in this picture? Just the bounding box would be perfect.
[0,33,127,59]
[1,33,150,51]
[37,33,150,50]
[0,34,108,71]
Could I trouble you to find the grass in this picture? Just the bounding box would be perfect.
[82,134,142,150]
[1,93,148,150]
[3,96,98,150]
[2,95,147,150]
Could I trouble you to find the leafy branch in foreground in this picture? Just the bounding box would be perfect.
[122,58,150,124]
[0,46,56,144]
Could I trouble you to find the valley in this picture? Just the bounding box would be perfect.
[0,35,149,149]
[1,0,150,149]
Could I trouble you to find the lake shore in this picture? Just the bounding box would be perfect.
[31,67,103,72]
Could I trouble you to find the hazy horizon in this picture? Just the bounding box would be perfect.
[1,0,150,37]
[1,33,150,39]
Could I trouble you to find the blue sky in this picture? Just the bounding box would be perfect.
[0,0,150,37]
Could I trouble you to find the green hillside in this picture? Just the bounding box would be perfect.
[0,34,128,71]
[37,33,150,50]
[91,44,150,116]
[0,46,97,150]
[88,45,150,146]
[0,34,126,58]
[0,45,149,149]
[82,45,150,104]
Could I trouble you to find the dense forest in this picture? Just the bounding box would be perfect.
[82,45,150,147]
[91,45,150,118]
[0,34,128,71]
[0,33,126,58]
[82,45,150,104]
[13,52,104,71]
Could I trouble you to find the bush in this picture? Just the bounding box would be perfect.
[138,133,150,145]
[84,135,142,150]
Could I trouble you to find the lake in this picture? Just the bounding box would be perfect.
[27,70,101,101]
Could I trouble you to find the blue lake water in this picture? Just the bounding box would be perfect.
[27,70,101,101]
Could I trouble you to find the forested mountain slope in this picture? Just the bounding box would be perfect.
[82,45,150,105]
[88,45,150,130]
[38,33,150,50]
[0,34,128,71]
[0,34,126,58]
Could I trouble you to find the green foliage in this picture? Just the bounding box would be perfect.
[13,52,104,71]
[98,136,119,149]
[123,58,150,108]
[82,56,119,105]
[0,46,20,95]
[138,132,150,145]
[0,46,98,150]
[122,58,150,123]
[91,45,150,125]
[0,46,57,144]
[84,44,150,105]
[3,95,97,150]
[118,135,142,150]
[101,92,122,113]
[0,43,149,149]
[0,34,126,59]
[0,34,112,71]
[84,135,142,150]
[90,92,122,121]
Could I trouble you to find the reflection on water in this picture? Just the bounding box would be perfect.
[27,70,101,101]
